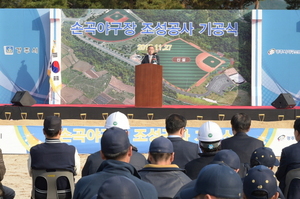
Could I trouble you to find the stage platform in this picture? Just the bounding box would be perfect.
[0,104,299,121]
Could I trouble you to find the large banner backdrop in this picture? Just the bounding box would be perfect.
[62,9,253,106]
[1,9,300,106]
[0,124,295,156]
[0,9,263,106]
[0,9,51,104]
[252,10,300,106]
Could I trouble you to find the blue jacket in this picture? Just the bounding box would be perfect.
[138,164,191,198]
[74,160,158,199]
[81,147,147,177]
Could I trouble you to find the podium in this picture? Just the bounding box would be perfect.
[135,63,162,107]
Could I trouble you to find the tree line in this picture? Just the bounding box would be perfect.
[0,0,297,9]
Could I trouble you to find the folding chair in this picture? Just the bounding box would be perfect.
[284,168,300,199]
[31,170,75,199]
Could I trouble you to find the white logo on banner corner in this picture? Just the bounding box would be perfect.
[3,46,14,55]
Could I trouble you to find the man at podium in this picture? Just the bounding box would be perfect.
[141,46,160,65]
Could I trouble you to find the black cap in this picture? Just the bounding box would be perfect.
[149,136,173,153]
[211,149,240,170]
[244,165,277,199]
[180,163,242,199]
[250,147,279,167]
[43,116,61,132]
[96,176,141,199]
[101,127,130,155]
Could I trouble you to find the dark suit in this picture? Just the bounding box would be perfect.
[276,141,300,195]
[184,152,217,180]
[221,132,264,177]
[168,137,199,169]
[141,54,160,65]
[81,146,147,177]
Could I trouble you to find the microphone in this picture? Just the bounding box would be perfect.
[151,54,157,64]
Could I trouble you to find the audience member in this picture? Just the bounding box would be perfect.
[0,148,15,199]
[174,149,240,199]
[74,127,157,199]
[90,176,141,199]
[250,147,279,169]
[221,112,264,177]
[211,149,240,172]
[180,163,243,199]
[166,114,199,169]
[82,111,147,176]
[28,116,80,199]
[138,136,191,198]
[276,118,300,198]
[244,165,279,199]
[185,121,223,179]
[250,147,284,199]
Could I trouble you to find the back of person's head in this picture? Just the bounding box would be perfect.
[165,113,187,134]
[294,118,300,132]
[105,111,130,130]
[293,118,300,141]
[101,127,131,160]
[149,136,174,163]
[250,147,279,168]
[211,149,240,171]
[180,163,242,199]
[243,165,278,199]
[231,113,251,133]
[198,121,223,152]
[43,116,61,137]
[93,176,141,199]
